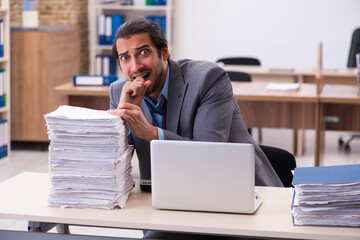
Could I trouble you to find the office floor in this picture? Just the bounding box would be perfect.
[0,129,360,238]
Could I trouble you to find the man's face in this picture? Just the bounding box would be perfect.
[116,33,169,98]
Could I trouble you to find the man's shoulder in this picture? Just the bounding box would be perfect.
[176,59,222,72]
[110,78,127,90]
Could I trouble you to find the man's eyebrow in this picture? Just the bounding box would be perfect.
[118,44,150,57]
[118,50,128,57]
[135,44,150,51]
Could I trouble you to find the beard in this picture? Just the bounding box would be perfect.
[145,60,166,97]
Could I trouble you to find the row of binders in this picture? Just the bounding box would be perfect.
[98,14,166,45]
[0,119,7,160]
[96,54,117,76]
[292,164,360,227]
[44,105,134,209]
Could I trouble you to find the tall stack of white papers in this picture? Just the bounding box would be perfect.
[292,164,360,227]
[44,105,134,209]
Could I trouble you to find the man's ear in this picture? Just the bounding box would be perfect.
[161,47,170,61]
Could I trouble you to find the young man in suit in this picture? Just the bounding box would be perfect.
[108,18,282,188]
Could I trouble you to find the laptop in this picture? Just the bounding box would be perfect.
[150,140,262,214]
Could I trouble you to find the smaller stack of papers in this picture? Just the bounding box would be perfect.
[292,164,360,227]
[266,83,300,91]
[44,105,134,209]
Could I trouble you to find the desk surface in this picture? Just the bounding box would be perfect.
[320,84,360,104]
[232,82,318,102]
[0,172,359,240]
[54,82,319,103]
[54,82,110,96]
[222,65,357,78]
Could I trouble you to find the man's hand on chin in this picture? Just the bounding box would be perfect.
[119,77,151,106]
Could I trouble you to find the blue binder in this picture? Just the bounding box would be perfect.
[146,16,166,37]
[0,19,4,57]
[98,15,107,45]
[73,75,118,86]
[292,164,360,184]
[111,15,124,45]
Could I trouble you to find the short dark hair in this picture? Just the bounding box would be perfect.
[112,18,168,60]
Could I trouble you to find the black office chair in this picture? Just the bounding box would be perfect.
[338,28,360,152]
[226,71,252,82]
[260,145,296,187]
[217,57,263,143]
[217,57,261,66]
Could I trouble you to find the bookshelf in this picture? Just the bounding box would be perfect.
[0,0,10,160]
[88,0,174,77]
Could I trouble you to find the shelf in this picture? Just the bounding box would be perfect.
[0,106,8,113]
[96,5,168,11]
[0,57,8,63]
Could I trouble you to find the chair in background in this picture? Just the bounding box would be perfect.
[260,145,296,187]
[338,28,360,152]
[217,57,261,66]
[217,57,262,143]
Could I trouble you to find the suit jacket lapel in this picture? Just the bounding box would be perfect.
[166,59,188,133]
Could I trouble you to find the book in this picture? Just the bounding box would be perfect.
[73,75,118,86]
[292,164,360,227]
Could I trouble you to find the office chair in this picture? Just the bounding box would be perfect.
[217,57,261,66]
[217,57,263,143]
[260,145,296,187]
[338,28,360,152]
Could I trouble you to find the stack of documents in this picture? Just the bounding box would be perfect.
[44,105,134,209]
[292,164,360,227]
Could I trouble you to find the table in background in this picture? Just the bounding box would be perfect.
[317,84,360,165]
[54,82,110,110]
[222,65,357,85]
[232,82,319,163]
[0,172,359,240]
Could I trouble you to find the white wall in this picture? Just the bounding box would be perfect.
[173,0,360,68]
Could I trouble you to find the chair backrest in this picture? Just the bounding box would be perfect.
[347,28,360,68]
[259,145,296,187]
[226,71,251,82]
[216,57,261,66]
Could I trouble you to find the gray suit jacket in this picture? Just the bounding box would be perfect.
[110,59,283,187]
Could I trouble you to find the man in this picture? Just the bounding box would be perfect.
[108,18,282,187]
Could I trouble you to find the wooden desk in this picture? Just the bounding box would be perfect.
[0,172,359,240]
[315,84,360,165]
[222,65,357,85]
[54,81,319,163]
[54,82,110,110]
[232,82,319,159]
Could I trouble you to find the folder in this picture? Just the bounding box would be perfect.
[98,14,106,45]
[0,20,4,57]
[0,119,7,159]
[73,75,118,86]
[146,16,166,37]
[111,15,124,44]
[105,15,112,45]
